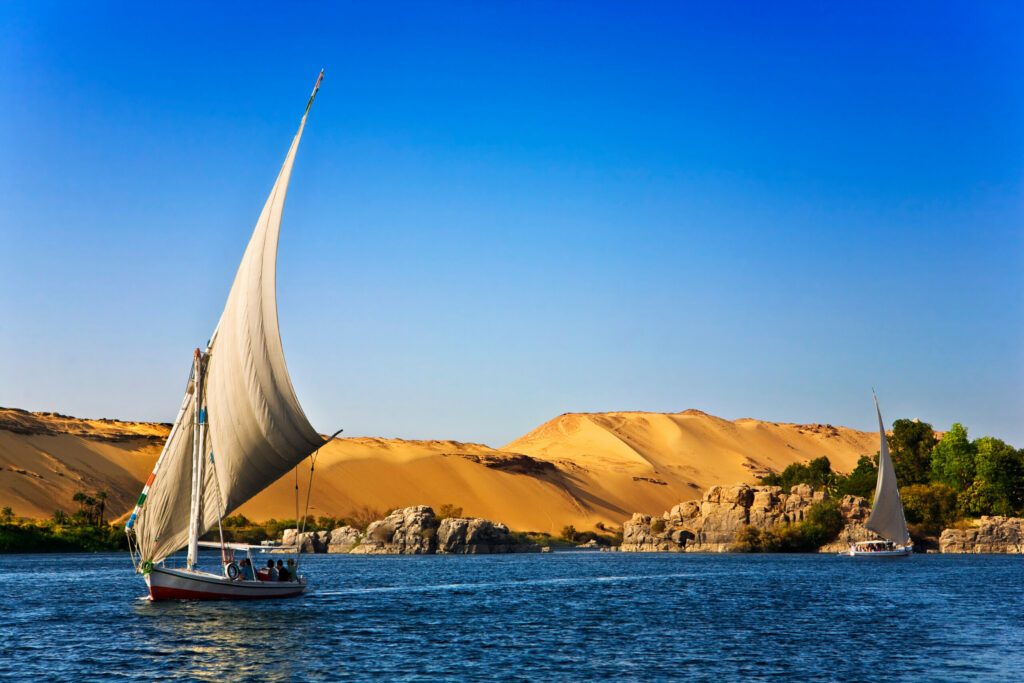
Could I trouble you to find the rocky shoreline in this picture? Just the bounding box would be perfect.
[282,506,540,555]
[939,516,1024,554]
[620,483,875,553]
[277,496,1024,556]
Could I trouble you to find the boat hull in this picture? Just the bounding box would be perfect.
[846,545,913,558]
[144,566,307,601]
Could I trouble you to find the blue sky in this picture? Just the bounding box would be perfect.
[1,2,1021,447]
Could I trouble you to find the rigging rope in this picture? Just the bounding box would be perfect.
[295,428,343,570]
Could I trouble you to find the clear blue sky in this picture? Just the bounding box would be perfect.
[1,2,1021,447]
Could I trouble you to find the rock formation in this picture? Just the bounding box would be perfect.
[283,506,540,555]
[280,525,363,553]
[621,483,874,553]
[939,516,1024,554]
[326,526,361,553]
[351,506,439,555]
[436,516,535,554]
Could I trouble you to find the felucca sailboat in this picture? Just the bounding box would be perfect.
[125,71,332,599]
[847,394,913,557]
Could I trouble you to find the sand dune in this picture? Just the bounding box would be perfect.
[0,407,880,533]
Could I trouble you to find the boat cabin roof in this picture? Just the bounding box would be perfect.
[197,541,299,551]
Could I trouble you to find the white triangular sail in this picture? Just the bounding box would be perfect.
[131,73,325,565]
[865,395,910,545]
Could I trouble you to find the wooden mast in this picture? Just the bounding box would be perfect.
[186,349,208,568]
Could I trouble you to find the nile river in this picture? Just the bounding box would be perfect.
[1,552,1021,681]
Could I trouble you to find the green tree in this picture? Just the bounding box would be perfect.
[836,454,878,499]
[760,456,836,492]
[560,525,579,542]
[316,515,339,530]
[889,419,937,486]
[733,501,843,552]
[930,423,975,491]
[958,480,1007,518]
[95,491,107,527]
[0,506,13,524]
[901,483,958,535]
[804,499,845,539]
[973,437,1024,515]
[223,514,252,528]
[437,503,464,519]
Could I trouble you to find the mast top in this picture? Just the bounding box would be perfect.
[305,69,325,115]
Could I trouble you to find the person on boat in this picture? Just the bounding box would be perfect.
[263,559,278,581]
[276,560,290,582]
[286,558,298,581]
[241,558,256,581]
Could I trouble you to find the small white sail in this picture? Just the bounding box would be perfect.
[865,395,911,545]
[132,73,325,564]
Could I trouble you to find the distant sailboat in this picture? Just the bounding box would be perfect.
[847,393,913,557]
[125,71,331,599]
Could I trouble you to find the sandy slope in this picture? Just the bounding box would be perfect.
[0,407,880,533]
[0,409,165,519]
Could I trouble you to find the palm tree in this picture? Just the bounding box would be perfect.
[95,491,108,527]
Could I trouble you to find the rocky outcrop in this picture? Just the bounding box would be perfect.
[621,484,872,553]
[280,525,363,553]
[436,516,536,554]
[281,529,327,553]
[451,452,557,476]
[351,506,440,555]
[326,526,362,553]
[287,506,541,555]
[939,517,1024,554]
[819,495,874,553]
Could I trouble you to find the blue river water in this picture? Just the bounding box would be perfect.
[1,552,1022,681]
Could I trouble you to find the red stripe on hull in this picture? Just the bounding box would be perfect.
[148,584,305,601]
[145,567,307,602]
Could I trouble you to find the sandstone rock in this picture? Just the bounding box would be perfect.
[940,517,1024,554]
[340,506,541,554]
[351,505,439,554]
[666,501,701,523]
[790,483,813,498]
[436,516,537,554]
[620,483,873,553]
[282,529,328,553]
[622,513,681,552]
[326,525,361,553]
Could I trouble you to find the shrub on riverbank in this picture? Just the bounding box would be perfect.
[733,500,845,553]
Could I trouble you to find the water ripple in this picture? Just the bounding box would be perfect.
[0,553,1021,681]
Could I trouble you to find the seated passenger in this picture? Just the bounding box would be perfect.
[276,559,290,582]
[241,558,256,581]
[286,559,298,581]
[264,559,278,581]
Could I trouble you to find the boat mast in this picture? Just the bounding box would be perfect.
[186,348,208,568]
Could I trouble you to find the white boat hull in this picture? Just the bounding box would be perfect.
[846,545,913,558]
[144,565,307,601]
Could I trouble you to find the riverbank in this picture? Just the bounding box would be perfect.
[0,522,127,553]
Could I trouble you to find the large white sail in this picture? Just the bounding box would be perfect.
[131,73,325,564]
[865,396,911,545]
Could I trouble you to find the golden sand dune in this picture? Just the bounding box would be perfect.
[0,407,879,533]
[0,408,166,519]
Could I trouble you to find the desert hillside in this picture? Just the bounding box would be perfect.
[0,407,880,533]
